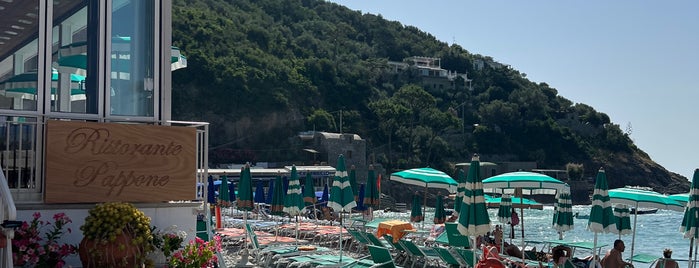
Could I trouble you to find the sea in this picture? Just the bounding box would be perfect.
[370,205,694,266]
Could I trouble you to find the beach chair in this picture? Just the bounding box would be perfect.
[347,229,372,253]
[368,245,403,268]
[398,239,441,268]
[433,247,463,268]
[444,223,471,248]
[452,248,476,268]
[364,231,391,248]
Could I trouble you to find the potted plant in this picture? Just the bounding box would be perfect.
[150,225,186,264]
[78,202,154,268]
[11,212,78,267]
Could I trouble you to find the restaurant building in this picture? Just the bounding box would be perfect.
[0,1,207,266]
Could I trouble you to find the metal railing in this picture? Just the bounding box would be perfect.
[0,169,17,267]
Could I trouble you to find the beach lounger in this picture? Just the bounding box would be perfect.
[347,229,372,253]
[368,245,403,268]
[452,248,476,268]
[383,234,409,264]
[444,223,471,248]
[364,231,391,248]
[433,247,463,268]
[398,239,441,268]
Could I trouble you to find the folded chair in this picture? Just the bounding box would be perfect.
[364,231,391,248]
[453,248,476,268]
[347,229,372,253]
[433,247,463,268]
[368,245,403,268]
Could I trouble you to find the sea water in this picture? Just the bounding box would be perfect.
[372,205,694,265]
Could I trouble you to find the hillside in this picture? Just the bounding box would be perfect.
[170,0,689,203]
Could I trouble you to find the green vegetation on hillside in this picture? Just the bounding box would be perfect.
[170,0,687,193]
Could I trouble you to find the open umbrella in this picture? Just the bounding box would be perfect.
[303,173,317,206]
[681,169,699,268]
[453,169,467,217]
[283,165,306,244]
[270,175,286,216]
[612,204,632,239]
[609,186,683,263]
[363,165,380,208]
[552,191,574,239]
[587,168,615,268]
[434,195,446,224]
[410,192,424,222]
[327,154,357,262]
[391,167,457,228]
[457,154,491,265]
[670,193,689,206]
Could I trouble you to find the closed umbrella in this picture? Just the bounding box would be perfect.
[609,186,684,263]
[552,191,574,239]
[266,180,275,205]
[434,195,446,224]
[321,183,329,207]
[207,175,216,205]
[270,175,285,216]
[410,192,424,222]
[228,182,236,204]
[356,184,367,211]
[234,164,255,266]
[681,169,699,268]
[587,168,615,268]
[349,166,359,202]
[363,165,380,208]
[453,169,466,217]
[218,175,231,208]
[254,180,266,204]
[457,154,491,265]
[497,194,512,250]
[612,204,632,239]
[303,173,317,206]
[327,154,357,262]
[283,165,306,244]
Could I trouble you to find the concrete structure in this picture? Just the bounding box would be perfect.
[0,1,205,266]
[299,131,368,181]
[387,56,472,92]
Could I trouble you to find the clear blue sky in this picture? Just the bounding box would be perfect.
[330,0,699,180]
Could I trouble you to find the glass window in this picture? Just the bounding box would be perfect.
[0,1,40,111]
[110,0,155,117]
[52,1,90,113]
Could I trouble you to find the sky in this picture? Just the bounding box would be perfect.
[329,0,699,180]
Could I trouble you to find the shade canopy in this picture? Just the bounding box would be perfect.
[670,193,689,206]
[218,175,231,207]
[434,195,446,224]
[328,154,357,212]
[410,193,424,223]
[363,166,380,208]
[254,180,266,204]
[302,173,316,206]
[587,168,616,268]
[552,191,574,233]
[390,167,457,192]
[283,165,306,216]
[496,194,512,224]
[237,165,254,211]
[612,204,632,236]
[457,154,491,236]
[56,38,187,72]
[453,169,466,217]
[482,171,569,195]
[608,187,684,212]
[270,175,285,215]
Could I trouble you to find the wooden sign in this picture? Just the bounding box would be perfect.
[45,120,197,203]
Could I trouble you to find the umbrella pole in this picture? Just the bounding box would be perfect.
[690,238,694,268]
[423,185,428,229]
[630,207,639,265]
[591,233,599,268]
[295,215,299,246]
[519,197,525,265]
[339,212,343,262]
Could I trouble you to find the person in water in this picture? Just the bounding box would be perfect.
[601,239,634,268]
[654,248,678,268]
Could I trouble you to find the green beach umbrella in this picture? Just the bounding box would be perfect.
[302,173,316,206]
[453,169,466,217]
[284,165,306,216]
[609,186,684,263]
[433,195,446,224]
[270,175,285,216]
[681,169,699,268]
[497,194,512,224]
[670,193,689,206]
[363,165,380,208]
[552,191,574,239]
[587,168,615,268]
[283,165,306,245]
[457,154,490,265]
[328,154,357,262]
[391,167,457,228]
[218,175,231,208]
[410,192,424,222]
[237,164,254,211]
[612,204,632,239]
[349,166,359,202]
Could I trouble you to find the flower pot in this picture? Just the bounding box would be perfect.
[78,232,145,268]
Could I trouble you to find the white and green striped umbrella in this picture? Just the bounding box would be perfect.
[457,154,490,264]
[552,191,574,234]
[612,204,632,238]
[453,169,467,217]
[609,186,683,263]
[587,168,615,268]
[681,169,699,268]
[284,165,306,216]
[497,194,512,224]
[328,154,356,262]
[482,171,569,195]
[670,193,689,207]
[390,167,458,192]
[283,165,306,245]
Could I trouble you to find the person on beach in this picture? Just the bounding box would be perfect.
[510,208,519,239]
[601,239,633,268]
[551,245,572,267]
[493,225,503,251]
[654,248,678,268]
